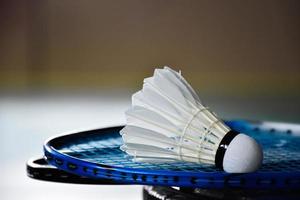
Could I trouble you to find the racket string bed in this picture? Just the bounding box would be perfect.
[44,121,300,189]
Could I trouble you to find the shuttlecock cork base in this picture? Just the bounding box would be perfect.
[215,130,263,173]
[120,67,263,173]
[215,130,239,170]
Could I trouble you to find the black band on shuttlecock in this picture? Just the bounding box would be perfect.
[215,130,239,170]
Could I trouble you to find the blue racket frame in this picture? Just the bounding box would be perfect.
[44,120,300,189]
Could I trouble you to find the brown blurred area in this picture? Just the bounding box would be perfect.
[0,0,299,96]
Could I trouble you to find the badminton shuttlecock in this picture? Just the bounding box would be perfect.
[120,67,263,173]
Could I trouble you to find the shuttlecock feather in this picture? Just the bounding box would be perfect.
[120,67,263,173]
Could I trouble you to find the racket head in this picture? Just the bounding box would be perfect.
[26,157,120,184]
[44,121,300,189]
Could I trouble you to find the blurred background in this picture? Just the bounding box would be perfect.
[0,0,299,199]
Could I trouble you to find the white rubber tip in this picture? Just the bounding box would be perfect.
[223,134,263,173]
